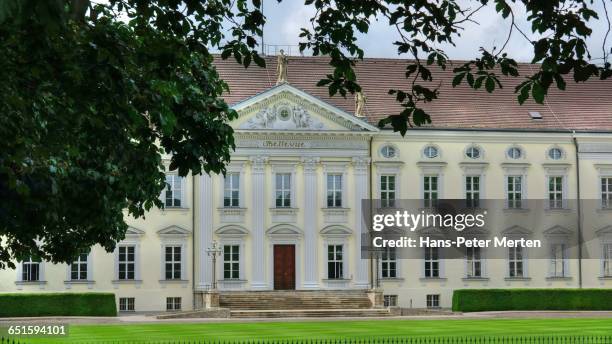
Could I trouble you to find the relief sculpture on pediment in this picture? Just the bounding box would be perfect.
[241,103,325,130]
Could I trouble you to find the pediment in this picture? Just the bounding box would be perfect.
[543,225,573,237]
[266,224,303,237]
[596,225,612,237]
[232,84,378,132]
[463,227,490,236]
[415,226,446,236]
[125,226,145,237]
[502,225,532,236]
[157,225,191,237]
[216,225,249,237]
[320,225,352,237]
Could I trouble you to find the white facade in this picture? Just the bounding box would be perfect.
[2,83,612,311]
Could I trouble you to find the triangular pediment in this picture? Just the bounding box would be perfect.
[544,225,573,237]
[415,226,445,236]
[502,225,532,236]
[596,225,612,236]
[125,226,145,237]
[232,83,378,132]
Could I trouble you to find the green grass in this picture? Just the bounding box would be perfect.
[15,318,612,343]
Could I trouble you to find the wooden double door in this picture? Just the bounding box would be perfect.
[273,244,296,290]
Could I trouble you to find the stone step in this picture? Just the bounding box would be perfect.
[219,290,374,310]
[230,308,392,318]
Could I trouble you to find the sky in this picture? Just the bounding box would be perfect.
[258,0,612,63]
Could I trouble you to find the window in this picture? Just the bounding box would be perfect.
[548,176,564,209]
[223,245,240,279]
[223,172,240,207]
[380,175,396,208]
[603,243,612,277]
[507,147,522,159]
[381,145,397,158]
[602,177,612,209]
[164,175,182,207]
[508,246,524,278]
[71,252,88,280]
[166,297,182,311]
[22,257,40,282]
[424,247,439,278]
[466,247,482,278]
[507,176,523,209]
[327,174,343,208]
[548,148,563,160]
[275,173,291,208]
[381,247,397,278]
[327,245,343,279]
[164,246,182,280]
[383,295,398,307]
[423,176,438,208]
[466,146,481,159]
[423,145,439,158]
[550,243,567,277]
[465,176,480,208]
[118,246,135,280]
[119,297,135,312]
[426,294,440,308]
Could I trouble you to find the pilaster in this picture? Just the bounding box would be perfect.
[250,155,268,289]
[302,157,320,289]
[352,156,371,288]
[198,173,214,290]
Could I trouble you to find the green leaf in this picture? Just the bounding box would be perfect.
[485,77,495,93]
[221,49,232,60]
[532,82,545,103]
[253,53,266,68]
[452,73,465,87]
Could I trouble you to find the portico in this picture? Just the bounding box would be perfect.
[195,83,378,292]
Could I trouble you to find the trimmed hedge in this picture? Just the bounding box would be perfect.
[452,289,612,312]
[0,292,117,317]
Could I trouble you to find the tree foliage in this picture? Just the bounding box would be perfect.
[299,0,611,134]
[0,0,265,268]
[0,0,610,267]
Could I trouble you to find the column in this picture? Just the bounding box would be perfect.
[353,156,370,288]
[198,173,214,290]
[250,156,268,289]
[302,157,320,289]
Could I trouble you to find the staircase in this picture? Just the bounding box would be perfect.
[219,290,393,318]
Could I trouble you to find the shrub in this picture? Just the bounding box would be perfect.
[0,292,117,317]
[452,289,612,312]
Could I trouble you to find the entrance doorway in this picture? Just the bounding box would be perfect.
[273,244,296,290]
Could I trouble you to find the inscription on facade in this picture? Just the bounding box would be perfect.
[262,140,308,149]
[235,138,369,150]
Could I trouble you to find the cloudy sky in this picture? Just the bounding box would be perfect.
[257,0,611,63]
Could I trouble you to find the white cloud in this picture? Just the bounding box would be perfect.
[260,0,611,62]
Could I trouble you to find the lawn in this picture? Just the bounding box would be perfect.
[14,318,612,343]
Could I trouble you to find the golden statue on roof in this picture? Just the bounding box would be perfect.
[355,90,367,117]
[276,49,288,85]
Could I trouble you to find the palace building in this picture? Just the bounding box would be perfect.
[1,54,612,314]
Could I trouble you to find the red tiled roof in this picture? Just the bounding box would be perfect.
[214,55,612,131]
